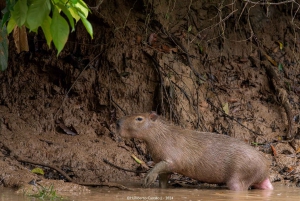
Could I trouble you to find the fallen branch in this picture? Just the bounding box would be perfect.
[103,158,148,173]
[14,156,131,190]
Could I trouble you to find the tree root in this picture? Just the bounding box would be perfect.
[260,59,294,140]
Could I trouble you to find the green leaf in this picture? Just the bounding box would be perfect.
[165,13,169,19]
[11,0,28,27]
[69,7,81,22]
[77,0,90,11]
[188,25,192,32]
[41,16,52,47]
[7,18,16,34]
[51,8,69,55]
[26,0,51,30]
[278,63,283,72]
[1,6,11,27]
[31,167,45,175]
[277,41,283,50]
[78,12,93,39]
[74,1,89,18]
[0,26,9,71]
[67,0,89,22]
[55,3,75,32]
[6,0,17,10]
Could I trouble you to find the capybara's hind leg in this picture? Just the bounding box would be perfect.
[159,173,171,188]
[253,178,273,190]
[227,178,249,191]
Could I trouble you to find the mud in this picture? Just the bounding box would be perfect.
[1,183,300,201]
[0,0,300,192]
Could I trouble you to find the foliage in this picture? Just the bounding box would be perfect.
[27,184,63,200]
[31,167,45,175]
[0,0,93,71]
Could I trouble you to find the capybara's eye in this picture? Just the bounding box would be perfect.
[136,117,143,121]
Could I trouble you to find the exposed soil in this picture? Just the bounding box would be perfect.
[1,0,300,192]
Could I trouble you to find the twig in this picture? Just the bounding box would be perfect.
[190,9,238,44]
[54,53,103,119]
[142,50,172,115]
[111,97,127,115]
[162,28,206,82]
[206,99,263,137]
[88,0,104,11]
[103,158,148,173]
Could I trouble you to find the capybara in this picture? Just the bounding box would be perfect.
[116,111,273,191]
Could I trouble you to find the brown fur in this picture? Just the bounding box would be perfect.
[116,112,273,191]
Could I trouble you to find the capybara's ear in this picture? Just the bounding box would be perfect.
[149,111,158,121]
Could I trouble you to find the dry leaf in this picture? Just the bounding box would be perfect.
[277,41,283,50]
[170,47,178,53]
[270,144,277,157]
[239,58,248,63]
[13,25,29,53]
[287,167,295,173]
[58,122,78,136]
[161,44,171,53]
[223,102,229,115]
[228,98,238,103]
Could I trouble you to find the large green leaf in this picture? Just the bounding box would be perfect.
[69,0,89,22]
[70,0,79,4]
[26,0,51,30]
[78,12,93,39]
[50,8,69,55]
[41,16,52,47]
[6,0,17,10]
[0,26,9,71]
[7,17,16,34]
[69,6,81,22]
[77,0,90,13]
[55,3,75,32]
[11,0,28,27]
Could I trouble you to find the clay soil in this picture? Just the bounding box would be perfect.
[1,0,300,193]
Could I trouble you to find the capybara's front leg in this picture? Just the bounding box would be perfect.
[144,161,170,187]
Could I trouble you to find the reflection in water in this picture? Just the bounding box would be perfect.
[1,183,300,201]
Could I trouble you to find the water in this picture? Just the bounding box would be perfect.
[1,183,299,201]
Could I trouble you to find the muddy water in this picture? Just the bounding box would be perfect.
[1,183,299,201]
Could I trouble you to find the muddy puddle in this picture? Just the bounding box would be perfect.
[1,183,299,201]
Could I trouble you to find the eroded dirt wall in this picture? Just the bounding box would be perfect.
[0,0,300,188]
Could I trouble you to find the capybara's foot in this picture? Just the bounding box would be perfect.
[253,178,273,190]
[227,180,248,191]
[144,172,158,187]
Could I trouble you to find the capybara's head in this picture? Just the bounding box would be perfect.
[116,111,159,139]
